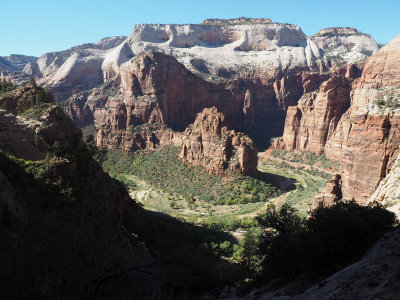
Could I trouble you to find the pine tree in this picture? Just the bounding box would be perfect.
[29,76,37,89]
[35,94,42,106]
[30,95,35,107]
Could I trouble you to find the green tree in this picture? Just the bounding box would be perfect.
[35,94,42,106]
[85,135,108,165]
[48,141,66,158]
[256,202,397,282]
[233,226,264,278]
[29,76,37,89]
[30,95,35,107]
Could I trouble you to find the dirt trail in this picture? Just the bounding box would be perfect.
[258,153,335,175]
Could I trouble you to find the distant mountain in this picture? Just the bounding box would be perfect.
[6,19,378,98]
[0,54,37,72]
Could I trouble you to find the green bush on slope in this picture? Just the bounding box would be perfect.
[237,202,397,282]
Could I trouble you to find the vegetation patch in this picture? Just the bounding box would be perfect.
[253,202,397,282]
[103,146,281,206]
[270,148,340,172]
[374,91,400,110]
[258,157,328,214]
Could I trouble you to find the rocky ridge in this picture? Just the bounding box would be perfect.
[0,54,38,73]
[10,19,379,99]
[312,27,378,64]
[24,36,127,96]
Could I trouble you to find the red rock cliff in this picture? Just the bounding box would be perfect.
[179,107,258,176]
[275,34,400,202]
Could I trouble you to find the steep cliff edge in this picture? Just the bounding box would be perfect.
[275,76,351,153]
[274,34,400,202]
[70,51,287,143]
[368,151,400,217]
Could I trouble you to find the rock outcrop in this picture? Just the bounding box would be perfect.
[358,34,400,88]
[312,27,379,64]
[25,36,127,97]
[0,54,37,73]
[125,21,323,82]
[70,51,288,141]
[68,50,344,153]
[313,174,342,209]
[179,107,258,175]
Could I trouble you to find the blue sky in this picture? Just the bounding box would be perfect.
[1,0,399,56]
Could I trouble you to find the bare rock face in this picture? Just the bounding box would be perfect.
[75,51,290,146]
[96,105,258,176]
[0,105,82,162]
[24,36,127,97]
[126,22,323,82]
[24,22,379,100]
[276,34,400,203]
[313,174,342,210]
[324,112,400,202]
[179,107,258,176]
[312,27,379,64]
[279,76,351,153]
[368,151,400,217]
[72,50,344,155]
[0,54,37,72]
[9,20,379,105]
[359,34,400,88]
[323,35,400,202]
[0,109,45,160]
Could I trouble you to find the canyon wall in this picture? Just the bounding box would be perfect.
[276,34,400,202]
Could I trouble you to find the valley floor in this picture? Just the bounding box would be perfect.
[106,147,333,235]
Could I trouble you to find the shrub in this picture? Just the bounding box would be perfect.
[255,202,397,282]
